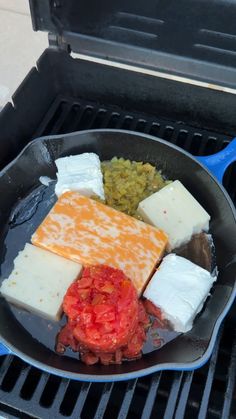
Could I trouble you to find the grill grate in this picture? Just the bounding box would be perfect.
[0,96,236,419]
[0,324,236,419]
[33,96,235,204]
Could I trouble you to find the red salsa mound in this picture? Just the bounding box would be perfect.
[56,265,149,365]
[143,299,170,329]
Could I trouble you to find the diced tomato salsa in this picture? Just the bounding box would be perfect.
[143,299,163,319]
[56,265,149,365]
[143,299,167,329]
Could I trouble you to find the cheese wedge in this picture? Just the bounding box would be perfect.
[32,192,168,295]
[0,243,82,321]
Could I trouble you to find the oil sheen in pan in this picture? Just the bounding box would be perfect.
[0,184,215,360]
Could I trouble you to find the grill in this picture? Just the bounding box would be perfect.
[1,0,236,417]
[0,95,236,419]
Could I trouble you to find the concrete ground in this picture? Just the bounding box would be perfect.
[0,0,47,108]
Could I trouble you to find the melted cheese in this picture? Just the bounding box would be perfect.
[32,192,168,295]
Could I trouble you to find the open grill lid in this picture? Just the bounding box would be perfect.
[29,0,236,89]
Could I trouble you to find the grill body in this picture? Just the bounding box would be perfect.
[0,49,235,418]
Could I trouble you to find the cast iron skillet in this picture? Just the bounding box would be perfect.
[0,129,235,382]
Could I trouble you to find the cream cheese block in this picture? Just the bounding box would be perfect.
[138,180,210,250]
[55,152,105,199]
[0,243,82,321]
[143,253,216,333]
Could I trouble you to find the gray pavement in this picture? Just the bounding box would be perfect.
[0,0,47,107]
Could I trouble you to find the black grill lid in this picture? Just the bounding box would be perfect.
[29,0,236,88]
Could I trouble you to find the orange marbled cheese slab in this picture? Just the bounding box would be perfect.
[32,192,168,295]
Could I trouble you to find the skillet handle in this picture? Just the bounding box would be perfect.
[196,137,236,183]
[0,343,11,356]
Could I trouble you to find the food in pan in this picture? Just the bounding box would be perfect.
[138,180,210,250]
[56,265,149,365]
[143,254,216,333]
[55,153,105,200]
[101,157,170,217]
[32,191,168,296]
[0,152,217,366]
[0,243,82,321]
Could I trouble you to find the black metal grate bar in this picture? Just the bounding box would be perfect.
[0,356,13,385]
[32,372,50,403]
[0,405,36,419]
[47,102,72,135]
[0,96,235,419]
[10,365,31,396]
[197,328,222,419]
[117,379,137,418]
[70,382,91,417]
[174,372,194,419]
[50,378,70,411]
[163,372,184,419]
[94,382,114,418]
[221,331,236,419]
[141,373,161,419]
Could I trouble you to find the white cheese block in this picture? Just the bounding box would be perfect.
[55,153,105,199]
[143,253,216,333]
[0,243,82,321]
[138,180,210,250]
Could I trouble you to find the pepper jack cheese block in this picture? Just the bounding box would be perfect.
[0,243,82,321]
[32,192,168,295]
[138,180,210,250]
[55,153,105,200]
[144,254,216,333]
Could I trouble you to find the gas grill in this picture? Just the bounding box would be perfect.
[0,1,236,417]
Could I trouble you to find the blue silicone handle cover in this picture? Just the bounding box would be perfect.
[196,137,236,183]
[0,343,11,355]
